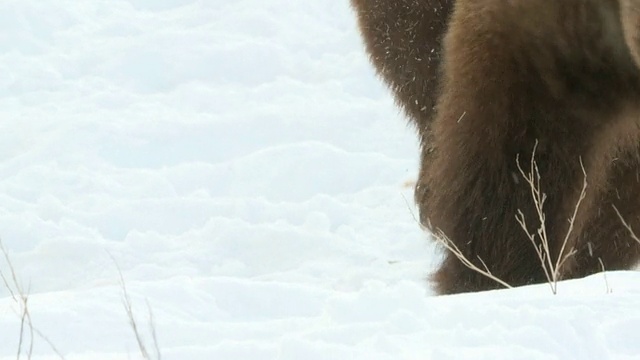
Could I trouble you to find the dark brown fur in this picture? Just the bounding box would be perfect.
[350,0,452,132]
[350,0,453,227]
[352,0,640,294]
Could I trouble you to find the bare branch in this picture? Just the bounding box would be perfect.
[402,167,513,291]
[434,230,513,290]
[112,260,150,360]
[554,158,587,277]
[0,238,17,301]
[147,299,162,360]
[0,238,65,360]
[612,204,640,245]
[598,258,612,294]
[109,254,161,360]
[515,143,585,294]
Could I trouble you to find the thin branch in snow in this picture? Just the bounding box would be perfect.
[110,254,161,360]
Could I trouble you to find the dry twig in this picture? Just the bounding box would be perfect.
[433,230,513,289]
[515,141,586,294]
[598,258,612,294]
[611,204,640,245]
[0,238,65,359]
[110,256,161,360]
[402,177,513,290]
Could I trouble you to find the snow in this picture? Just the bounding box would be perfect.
[0,0,638,359]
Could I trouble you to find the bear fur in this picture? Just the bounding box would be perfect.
[351,0,640,294]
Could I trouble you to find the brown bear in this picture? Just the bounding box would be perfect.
[351,0,640,294]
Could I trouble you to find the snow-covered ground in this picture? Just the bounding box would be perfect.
[0,1,638,359]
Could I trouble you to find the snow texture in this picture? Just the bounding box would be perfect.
[0,0,638,359]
